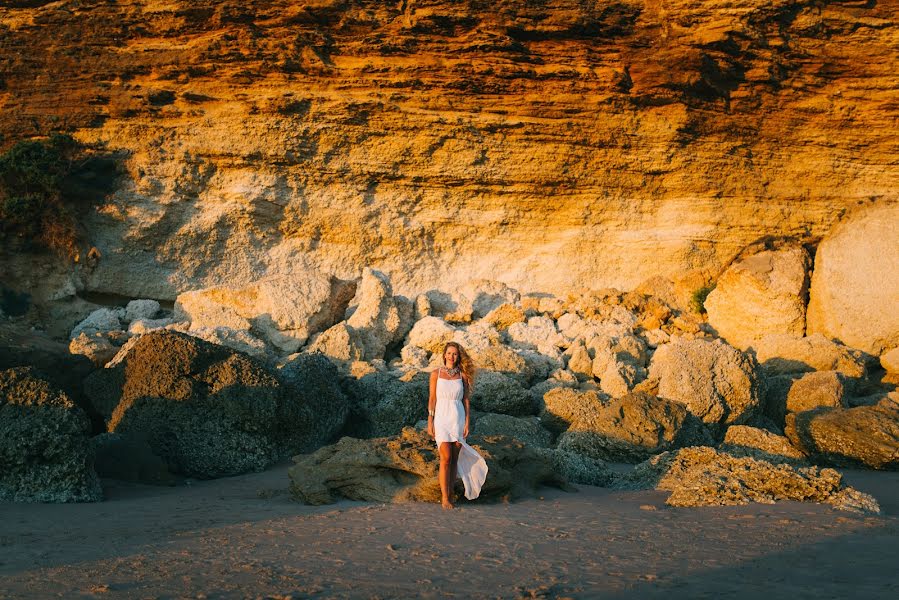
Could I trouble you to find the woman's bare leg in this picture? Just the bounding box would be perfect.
[449,442,462,501]
[438,442,454,509]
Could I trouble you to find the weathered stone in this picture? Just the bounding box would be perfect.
[470,370,534,416]
[615,446,879,514]
[458,280,521,319]
[533,448,614,487]
[647,338,763,432]
[482,302,526,331]
[761,373,801,426]
[87,331,314,478]
[539,387,606,435]
[413,294,432,321]
[288,427,565,505]
[69,332,122,367]
[124,299,161,323]
[128,317,177,335]
[786,371,848,414]
[506,316,564,355]
[516,348,562,385]
[785,400,899,470]
[807,204,899,356]
[306,322,365,362]
[92,432,177,486]
[553,393,711,463]
[721,425,807,465]
[70,307,124,339]
[0,367,102,502]
[752,333,866,377]
[278,352,350,452]
[474,413,552,448]
[341,371,430,438]
[175,271,356,352]
[400,345,430,369]
[346,269,414,360]
[405,316,456,354]
[705,247,811,350]
[452,324,530,380]
[186,326,271,359]
[881,347,899,374]
[565,341,594,381]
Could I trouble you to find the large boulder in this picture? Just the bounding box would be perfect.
[277,353,350,451]
[615,446,879,513]
[305,322,365,362]
[405,316,456,354]
[785,371,849,414]
[806,204,899,356]
[721,425,807,465]
[539,387,606,435]
[0,367,102,502]
[452,324,530,380]
[705,246,811,350]
[470,370,535,416]
[124,299,161,323]
[92,432,177,486]
[346,268,414,360]
[533,448,614,486]
[457,280,521,319]
[506,316,564,356]
[785,399,899,470]
[70,307,124,338]
[68,331,129,367]
[175,271,356,353]
[288,427,564,505]
[553,392,712,463]
[752,333,866,377]
[85,331,316,478]
[474,413,552,448]
[340,371,430,438]
[647,338,763,433]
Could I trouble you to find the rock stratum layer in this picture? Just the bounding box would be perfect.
[1,0,898,300]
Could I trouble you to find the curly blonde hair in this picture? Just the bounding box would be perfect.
[442,341,476,390]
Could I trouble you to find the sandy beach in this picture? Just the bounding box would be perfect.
[2,466,897,600]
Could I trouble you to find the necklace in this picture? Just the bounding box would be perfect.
[443,366,461,377]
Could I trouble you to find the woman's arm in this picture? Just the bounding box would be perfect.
[427,370,437,438]
[463,377,471,437]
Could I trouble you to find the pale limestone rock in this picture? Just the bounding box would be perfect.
[452,323,530,379]
[306,322,365,362]
[68,333,121,368]
[705,247,811,350]
[528,371,579,409]
[70,308,124,339]
[519,294,543,315]
[443,295,474,323]
[413,294,432,320]
[345,269,414,360]
[721,425,806,464]
[807,204,899,355]
[175,271,355,352]
[647,338,763,432]
[537,296,566,318]
[516,348,563,384]
[595,359,643,398]
[881,347,899,373]
[405,316,456,354]
[642,328,670,348]
[470,371,534,416]
[474,413,552,448]
[786,371,848,414]
[565,341,594,381]
[401,345,429,369]
[458,280,520,319]
[506,316,564,355]
[186,326,270,359]
[752,333,866,377]
[124,299,161,324]
[482,302,526,331]
[128,317,177,335]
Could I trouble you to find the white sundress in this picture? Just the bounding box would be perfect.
[433,372,488,500]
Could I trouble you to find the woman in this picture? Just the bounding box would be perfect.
[427,342,487,509]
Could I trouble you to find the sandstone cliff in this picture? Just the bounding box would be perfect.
[1,0,897,302]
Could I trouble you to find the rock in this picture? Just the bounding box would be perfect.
[405,316,456,354]
[565,341,594,381]
[647,338,763,433]
[458,280,521,319]
[506,316,564,355]
[705,247,811,350]
[306,322,365,362]
[128,317,177,335]
[470,370,535,416]
[474,413,552,448]
[288,427,565,505]
[175,271,356,353]
[785,400,899,470]
[92,432,177,486]
[761,373,802,426]
[0,367,102,502]
[186,326,271,359]
[539,387,606,435]
[553,393,712,463]
[721,425,807,464]
[786,371,849,414]
[752,333,866,377]
[341,371,430,438]
[807,204,899,356]
[400,345,430,369]
[68,332,122,367]
[346,269,414,360]
[881,347,899,374]
[86,331,313,478]
[452,324,530,380]
[70,307,124,339]
[616,446,879,514]
[278,353,350,451]
[413,294,432,320]
[124,299,161,323]
[482,302,526,331]
[516,348,562,385]
[533,448,614,487]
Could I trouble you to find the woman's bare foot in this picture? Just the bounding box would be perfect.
[441,498,455,510]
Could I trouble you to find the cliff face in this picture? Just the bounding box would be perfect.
[1,0,897,300]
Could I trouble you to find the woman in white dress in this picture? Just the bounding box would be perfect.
[426,342,487,509]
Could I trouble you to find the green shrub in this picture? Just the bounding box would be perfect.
[690,285,715,314]
[0,134,118,259]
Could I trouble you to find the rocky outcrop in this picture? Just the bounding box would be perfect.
[85,331,323,478]
[806,205,899,356]
[0,367,102,502]
[277,352,350,452]
[474,413,552,448]
[705,247,810,350]
[785,371,848,414]
[752,333,866,377]
[469,370,534,416]
[174,271,356,353]
[785,399,899,470]
[340,371,430,438]
[647,338,763,433]
[617,446,879,514]
[721,425,806,465]
[533,448,614,487]
[288,427,566,505]
[345,268,414,360]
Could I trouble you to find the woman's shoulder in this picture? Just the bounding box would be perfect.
[430,367,441,380]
